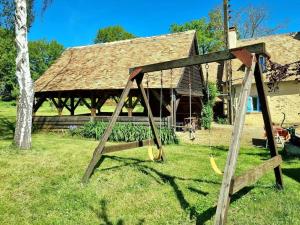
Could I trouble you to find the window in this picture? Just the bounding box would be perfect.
[247,96,261,112]
[259,56,267,72]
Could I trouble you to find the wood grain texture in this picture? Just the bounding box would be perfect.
[214,55,256,225]
[254,56,283,189]
[131,43,267,73]
[103,139,154,154]
[231,155,282,194]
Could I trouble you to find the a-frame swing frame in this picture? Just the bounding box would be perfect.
[82,70,166,183]
[82,42,283,225]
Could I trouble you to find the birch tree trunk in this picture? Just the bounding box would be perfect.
[14,0,34,149]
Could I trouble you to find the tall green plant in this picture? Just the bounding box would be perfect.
[202,83,218,129]
[71,122,179,145]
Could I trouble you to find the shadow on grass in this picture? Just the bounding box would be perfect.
[90,199,145,225]
[282,168,300,183]
[0,117,15,140]
[96,155,254,224]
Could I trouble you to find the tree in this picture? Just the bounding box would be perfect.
[94,25,136,43]
[232,4,286,39]
[170,7,224,54]
[0,0,34,30]
[0,28,16,100]
[13,0,53,149]
[29,40,63,80]
[14,0,34,149]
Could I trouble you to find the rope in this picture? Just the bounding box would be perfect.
[146,73,151,146]
[205,63,223,176]
[160,70,163,144]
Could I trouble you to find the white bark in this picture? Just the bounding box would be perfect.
[14,0,34,149]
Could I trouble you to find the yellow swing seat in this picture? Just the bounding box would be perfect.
[148,146,163,161]
[209,156,223,175]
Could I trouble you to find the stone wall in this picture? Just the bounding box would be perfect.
[233,80,300,126]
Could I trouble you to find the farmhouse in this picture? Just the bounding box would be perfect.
[208,30,300,126]
[33,31,204,128]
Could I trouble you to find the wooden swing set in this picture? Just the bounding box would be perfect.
[82,43,283,225]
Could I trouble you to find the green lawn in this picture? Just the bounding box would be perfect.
[0,101,300,225]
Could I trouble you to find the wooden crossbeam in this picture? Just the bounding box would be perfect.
[103,139,154,154]
[130,43,267,73]
[231,156,282,195]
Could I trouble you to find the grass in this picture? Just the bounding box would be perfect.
[0,101,300,225]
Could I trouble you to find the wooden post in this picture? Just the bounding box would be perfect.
[136,76,165,161]
[214,55,256,225]
[70,97,75,116]
[127,95,133,117]
[91,96,96,117]
[254,55,283,189]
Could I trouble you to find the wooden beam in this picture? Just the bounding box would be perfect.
[136,76,165,161]
[50,97,59,108]
[214,55,256,225]
[74,98,82,110]
[70,97,75,115]
[130,43,267,74]
[254,55,283,189]
[81,98,91,109]
[103,139,154,154]
[150,89,172,113]
[33,96,46,113]
[82,78,134,183]
[231,156,282,195]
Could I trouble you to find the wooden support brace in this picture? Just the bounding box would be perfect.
[231,155,282,195]
[81,98,91,109]
[150,89,172,113]
[33,96,46,113]
[103,139,154,154]
[74,98,82,110]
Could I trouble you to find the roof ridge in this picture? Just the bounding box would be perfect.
[238,31,300,42]
[67,30,196,50]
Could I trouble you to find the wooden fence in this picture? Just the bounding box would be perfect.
[33,115,167,130]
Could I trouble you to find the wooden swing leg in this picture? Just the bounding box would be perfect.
[214,55,256,225]
[136,76,166,161]
[253,55,283,189]
[82,77,134,183]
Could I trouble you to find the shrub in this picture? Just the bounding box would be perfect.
[201,83,219,129]
[70,121,179,145]
[216,117,228,124]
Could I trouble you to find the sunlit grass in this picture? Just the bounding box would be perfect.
[0,101,299,225]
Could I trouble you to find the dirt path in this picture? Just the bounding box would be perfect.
[177,123,265,147]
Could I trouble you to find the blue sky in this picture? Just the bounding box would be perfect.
[28,0,300,48]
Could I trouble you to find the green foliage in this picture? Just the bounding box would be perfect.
[0,0,35,30]
[28,40,64,80]
[71,121,179,145]
[216,117,228,125]
[0,28,16,100]
[94,25,136,43]
[201,83,219,129]
[170,7,224,54]
[0,28,64,100]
